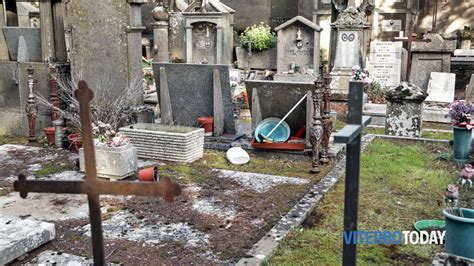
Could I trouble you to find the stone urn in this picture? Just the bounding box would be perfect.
[384,82,428,137]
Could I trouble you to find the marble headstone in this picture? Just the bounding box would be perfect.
[426,72,456,103]
[368,41,402,88]
[153,63,236,134]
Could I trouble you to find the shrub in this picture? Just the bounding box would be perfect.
[365,80,387,103]
[240,23,277,52]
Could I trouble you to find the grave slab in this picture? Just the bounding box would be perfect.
[426,72,456,103]
[0,192,89,221]
[214,169,309,192]
[35,250,92,265]
[0,215,55,265]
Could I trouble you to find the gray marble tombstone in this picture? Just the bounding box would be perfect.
[153,63,236,134]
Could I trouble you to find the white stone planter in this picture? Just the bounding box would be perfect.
[119,123,204,163]
[79,144,138,180]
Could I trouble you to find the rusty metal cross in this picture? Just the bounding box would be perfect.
[14,81,182,266]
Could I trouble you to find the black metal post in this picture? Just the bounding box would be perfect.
[333,81,371,266]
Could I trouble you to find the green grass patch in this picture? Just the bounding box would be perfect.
[422,131,453,140]
[268,139,456,265]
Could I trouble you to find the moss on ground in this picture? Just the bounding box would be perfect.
[35,162,75,178]
[0,135,28,145]
[268,139,456,265]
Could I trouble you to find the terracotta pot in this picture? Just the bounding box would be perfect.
[197,117,214,133]
[243,90,249,106]
[67,133,83,152]
[43,127,56,144]
[138,166,159,182]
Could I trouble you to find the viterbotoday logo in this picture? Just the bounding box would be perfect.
[343,231,445,245]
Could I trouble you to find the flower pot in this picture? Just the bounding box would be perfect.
[443,208,474,259]
[197,117,214,135]
[43,127,56,144]
[138,166,159,182]
[67,133,83,152]
[119,123,204,163]
[453,126,472,164]
[79,144,138,180]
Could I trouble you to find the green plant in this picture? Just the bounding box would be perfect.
[365,80,387,103]
[240,23,277,52]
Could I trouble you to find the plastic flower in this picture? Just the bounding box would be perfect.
[446,100,474,125]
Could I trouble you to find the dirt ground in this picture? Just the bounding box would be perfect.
[1,144,336,265]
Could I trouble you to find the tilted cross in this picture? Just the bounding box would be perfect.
[333,81,371,266]
[14,81,182,266]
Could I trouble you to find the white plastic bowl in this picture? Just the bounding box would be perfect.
[226,147,250,165]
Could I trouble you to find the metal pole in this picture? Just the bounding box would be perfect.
[342,82,363,266]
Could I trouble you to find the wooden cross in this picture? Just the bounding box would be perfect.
[14,81,182,266]
[333,81,371,266]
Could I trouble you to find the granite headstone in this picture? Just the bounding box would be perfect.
[153,63,236,134]
[2,27,42,62]
[245,80,312,136]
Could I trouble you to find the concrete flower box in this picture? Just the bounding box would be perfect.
[119,123,204,163]
[79,144,138,180]
[236,47,277,70]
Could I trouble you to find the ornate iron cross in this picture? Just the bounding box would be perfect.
[333,81,371,266]
[14,81,182,266]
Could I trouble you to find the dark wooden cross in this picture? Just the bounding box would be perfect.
[14,81,182,266]
[333,81,371,266]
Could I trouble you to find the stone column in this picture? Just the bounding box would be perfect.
[313,30,321,77]
[52,0,67,62]
[329,7,370,96]
[126,0,147,87]
[185,25,193,63]
[0,0,9,60]
[216,26,223,64]
[385,82,428,138]
[152,4,170,63]
[39,0,56,62]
